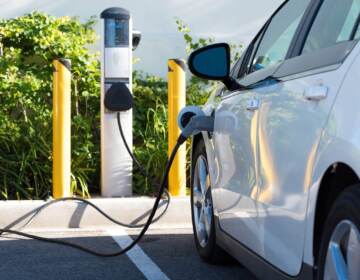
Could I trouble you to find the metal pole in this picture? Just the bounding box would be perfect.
[168,59,186,196]
[53,59,71,199]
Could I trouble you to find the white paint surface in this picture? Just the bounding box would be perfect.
[108,228,170,280]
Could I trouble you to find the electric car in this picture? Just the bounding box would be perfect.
[188,0,360,279]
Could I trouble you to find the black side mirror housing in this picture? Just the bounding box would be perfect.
[188,43,242,91]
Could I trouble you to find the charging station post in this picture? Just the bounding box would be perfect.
[100,8,141,197]
[168,59,187,196]
[52,59,71,199]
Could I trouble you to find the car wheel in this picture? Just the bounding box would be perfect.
[317,185,360,280]
[191,140,228,264]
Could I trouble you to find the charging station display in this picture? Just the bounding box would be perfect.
[105,19,129,47]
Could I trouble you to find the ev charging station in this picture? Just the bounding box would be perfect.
[100,8,141,197]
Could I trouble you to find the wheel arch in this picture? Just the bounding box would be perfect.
[190,133,205,183]
[313,162,360,264]
[191,134,204,158]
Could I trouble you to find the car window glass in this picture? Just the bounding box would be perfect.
[302,0,360,54]
[230,52,244,78]
[245,31,263,75]
[249,0,310,73]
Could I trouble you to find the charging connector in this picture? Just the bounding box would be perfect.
[178,115,214,144]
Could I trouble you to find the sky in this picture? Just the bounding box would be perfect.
[0,0,284,77]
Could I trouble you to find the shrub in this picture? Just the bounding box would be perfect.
[132,20,243,194]
[0,13,242,199]
[0,12,100,199]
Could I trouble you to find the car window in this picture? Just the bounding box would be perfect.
[302,0,360,54]
[249,0,311,74]
[245,30,264,75]
[230,50,246,78]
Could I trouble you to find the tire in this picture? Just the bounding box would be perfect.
[191,140,229,264]
[316,185,360,280]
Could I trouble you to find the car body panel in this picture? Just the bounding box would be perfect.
[214,215,315,280]
[303,42,360,265]
[253,65,350,275]
[212,89,261,253]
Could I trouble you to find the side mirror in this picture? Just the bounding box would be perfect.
[188,43,242,91]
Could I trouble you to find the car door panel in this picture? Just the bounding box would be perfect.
[254,71,346,275]
[213,90,261,252]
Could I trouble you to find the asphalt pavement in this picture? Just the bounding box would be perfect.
[0,227,256,280]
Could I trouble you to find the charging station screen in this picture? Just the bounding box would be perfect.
[105,19,129,47]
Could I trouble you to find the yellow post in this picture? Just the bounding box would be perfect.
[168,59,186,196]
[53,59,71,198]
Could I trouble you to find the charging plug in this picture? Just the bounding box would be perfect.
[178,115,214,144]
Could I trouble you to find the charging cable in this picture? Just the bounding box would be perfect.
[0,113,170,235]
[0,139,181,257]
[0,110,214,257]
[116,111,171,213]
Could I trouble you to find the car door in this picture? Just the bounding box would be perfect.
[212,0,312,257]
[252,0,360,275]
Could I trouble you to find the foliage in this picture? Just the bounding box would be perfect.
[0,12,100,199]
[0,13,243,199]
[132,72,168,194]
[132,20,244,194]
[131,20,217,194]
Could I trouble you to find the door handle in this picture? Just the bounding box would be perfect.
[246,98,259,111]
[304,85,328,101]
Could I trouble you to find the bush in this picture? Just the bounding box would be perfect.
[132,71,168,194]
[131,20,220,194]
[0,13,242,199]
[0,12,100,199]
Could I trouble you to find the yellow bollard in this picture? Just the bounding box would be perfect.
[168,59,186,196]
[53,59,71,198]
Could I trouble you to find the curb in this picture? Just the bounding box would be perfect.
[0,197,191,230]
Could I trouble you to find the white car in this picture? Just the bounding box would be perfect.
[188,0,360,279]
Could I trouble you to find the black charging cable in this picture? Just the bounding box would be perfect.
[0,109,177,257]
[0,112,171,233]
[0,106,213,256]
[116,112,171,208]
[0,137,183,257]
[0,112,170,238]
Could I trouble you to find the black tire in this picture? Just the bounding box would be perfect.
[191,140,230,264]
[316,185,360,280]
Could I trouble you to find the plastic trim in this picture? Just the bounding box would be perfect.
[274,40,358,79]
[101,7,130,19]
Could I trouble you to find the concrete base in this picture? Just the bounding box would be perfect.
[0,197,191,230]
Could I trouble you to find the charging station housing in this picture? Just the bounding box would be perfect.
[100,7,140,197]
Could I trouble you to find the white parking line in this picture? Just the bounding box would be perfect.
[107,229,170,280]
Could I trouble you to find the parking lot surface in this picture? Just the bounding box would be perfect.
[0,227,255,280]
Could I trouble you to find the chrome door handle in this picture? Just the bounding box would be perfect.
[246,99,259,111]
[304,85,328,101]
